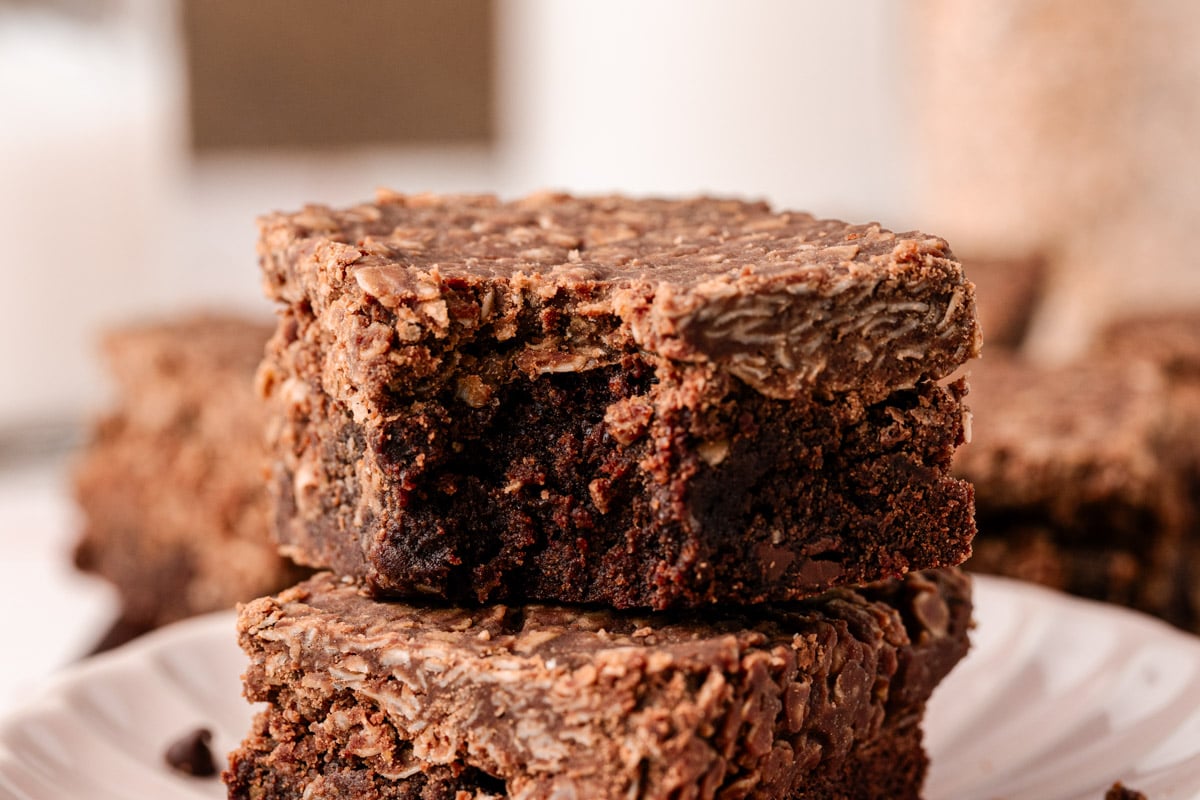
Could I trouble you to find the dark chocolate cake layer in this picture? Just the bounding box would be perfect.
[269,355,973,608]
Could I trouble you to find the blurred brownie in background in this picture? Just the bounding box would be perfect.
[74,314,307,646]
[1094,311,1200,628]
[957,341,1200,631]
[959,255,1046,350]
[1096,311,1200,479]
[1098,311,1200,375]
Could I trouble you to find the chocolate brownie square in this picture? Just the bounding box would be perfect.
[257,192,980,609]
[224,569,971,800]
[1098,311,1200,378]
[955,352,1197,627]
[73,314,307,633]
[1094,310,1200,628]
[1096,311,1200,478]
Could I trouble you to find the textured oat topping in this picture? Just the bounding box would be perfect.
[259,192,980,404]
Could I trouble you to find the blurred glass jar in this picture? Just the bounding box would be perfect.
[496,1,907,225]
[0,0,186,428]
[911,1,1200,359]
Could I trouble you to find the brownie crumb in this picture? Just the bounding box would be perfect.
[165,727,217,777]
[1106,782,1148,800]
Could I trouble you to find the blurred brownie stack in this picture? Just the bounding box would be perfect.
[73,315,307,646]
[906,0,1200,635]
[222,192,981,799]
[955,311,1200,632]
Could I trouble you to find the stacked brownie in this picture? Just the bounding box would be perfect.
[73,315,307,644]
[957,311,1200,632]
[226,192,981,799]
[228,570,971,799]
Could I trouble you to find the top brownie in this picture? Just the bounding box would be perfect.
[260,192,979,412]
[258,193,980,608]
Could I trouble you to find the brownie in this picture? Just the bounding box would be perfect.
[258,192,980,608]
[73,314,307,631]
[1095,311,1200,630]
[224,568,972,800]
[955,353,1198,628]
[1097,311,1200,378]
[1096,311,1200,478]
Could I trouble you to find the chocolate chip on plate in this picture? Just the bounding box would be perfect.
[164,727,217,777]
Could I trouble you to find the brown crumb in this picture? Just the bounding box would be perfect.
[1106,781,1148,800]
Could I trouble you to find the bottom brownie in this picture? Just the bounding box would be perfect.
[227,707,928,800]
[224,569,971,800]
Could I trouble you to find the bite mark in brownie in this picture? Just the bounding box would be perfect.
[257,192,981,608]
[271,359,973,607]
[224,569,972,800]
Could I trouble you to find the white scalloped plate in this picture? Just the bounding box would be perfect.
[2,576,1200,799]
